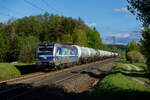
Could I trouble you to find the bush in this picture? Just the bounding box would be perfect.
[126,42,140,61]
[127,51,145,63]
[0,63,21,79]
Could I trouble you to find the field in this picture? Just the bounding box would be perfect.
[85,60,150,100]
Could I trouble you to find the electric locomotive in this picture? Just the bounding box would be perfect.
[36,42,78,69]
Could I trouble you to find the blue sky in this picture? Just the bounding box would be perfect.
[0,0,142,40]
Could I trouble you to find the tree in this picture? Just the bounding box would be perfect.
[127,51,145,63]
[18,36,40,63]
[127,0,150,26]
[0,23,10,62]
[73,29,88,46]
[126,42,140,61]
[0,34,10,61]
[127,0,150,71]
[126,42,139,52]
[86,29,103,49]
[141,27,150,70]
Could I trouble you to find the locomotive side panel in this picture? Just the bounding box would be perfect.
[54,44,76,66]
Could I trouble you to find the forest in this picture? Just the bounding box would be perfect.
[0,13,107,63]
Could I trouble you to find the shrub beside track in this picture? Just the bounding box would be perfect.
[0,63,21,80]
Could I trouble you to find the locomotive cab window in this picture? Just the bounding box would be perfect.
[39,48,53,52]
[38,45,54,55]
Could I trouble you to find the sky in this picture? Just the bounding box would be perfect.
[0,0,142,43]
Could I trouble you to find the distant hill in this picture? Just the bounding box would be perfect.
[0,13,106,62]
[107,44,126,51]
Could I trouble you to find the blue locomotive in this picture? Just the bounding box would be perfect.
[36,42,78,69]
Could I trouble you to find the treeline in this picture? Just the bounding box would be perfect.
[0,13,107,62]
[107,44,126,52]
[107,44,126,57]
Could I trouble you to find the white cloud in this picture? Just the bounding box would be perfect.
[141,27,145,30]
[86,23,97,27]
[113,33,130,38]
[102,32,142,45]
[113,7,129,13]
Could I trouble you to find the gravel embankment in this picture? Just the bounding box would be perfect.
[0,58,117,100]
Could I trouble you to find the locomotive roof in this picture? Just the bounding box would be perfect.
[39,42,55,46]
[38,42,75,46]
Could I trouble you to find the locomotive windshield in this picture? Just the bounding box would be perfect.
[39,48,53,52]
[37,44,54,54]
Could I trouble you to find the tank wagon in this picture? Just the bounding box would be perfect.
[36,42,118,69]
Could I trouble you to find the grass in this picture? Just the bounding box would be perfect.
[132,63,150,83]
[0,62,39,80]
[13,62,33,66]
[0,63,21,80]
[128,64,137,71]
[133,63,149,73]
[84,60,150,100]
[110,62,127,73]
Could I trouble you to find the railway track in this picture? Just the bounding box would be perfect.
[0,58,117,100]
[0,58,115,85]
[0,72,44,85]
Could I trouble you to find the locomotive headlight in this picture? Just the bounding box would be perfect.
[39,55,52,59]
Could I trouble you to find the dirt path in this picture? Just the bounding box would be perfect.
[124,64,132,70]
[124,64,132,73]
[124,64,150,88]
[130,64,141,71]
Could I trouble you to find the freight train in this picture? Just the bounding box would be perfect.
[36,42,118,69]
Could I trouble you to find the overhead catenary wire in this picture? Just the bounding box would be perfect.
[41,0,63,15]
[0,12,16,23]
[0,12,14,18]
[24,0,48,13]
[0,4,21,20]
[0,5,23,16]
